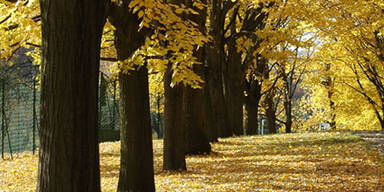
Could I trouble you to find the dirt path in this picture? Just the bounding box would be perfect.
[354,130,384,157]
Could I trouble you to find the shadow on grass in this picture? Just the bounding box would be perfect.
[99,133,384,191]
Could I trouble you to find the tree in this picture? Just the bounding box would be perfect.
[162,0,211,171]
[107,1,155,191]
[277,36,313,133]
[182,0,211,155]
[323,63,336,130]
[38,0,106,191]
[204,0,236,139]
[245,56,268,135]
[163,63,186,171]
[265,90,277,134]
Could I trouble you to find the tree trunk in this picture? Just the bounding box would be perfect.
[245,81,262,135]
[325,64,336,130]
[182,0,212,154]
[163,66,211,168]
[189,0,219,142]
[184,85,211,155]
[109,3,155,191]
[163,63,187,171]
[226,43,244,136]
[379,105,384,132]
[266,93,277,134]
[203,85,219,142]
[38,0,106,191]
[205,1,232,138]
[329,95,336,130]
[117,68,155,192]
[205,35,231,138]
[284,100,292,133]
[245,96,259,135]
[380,114,384,132]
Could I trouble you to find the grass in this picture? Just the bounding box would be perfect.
[1,132,384,191]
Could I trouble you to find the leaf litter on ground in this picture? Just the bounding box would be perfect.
[1,132,383,191]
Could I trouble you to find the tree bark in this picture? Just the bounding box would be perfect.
[184,84,211,155]
[245,80,262,135]
[245,55,268,135]
[284,100,293,133]
[282,74,293,133]
[109,3,156,191]
[207,60,231,138]
[183,0,211,154]
[245,96,259,135]
[38,0,106,191]
[226,40,244,136]
[202,85,219,142]
[325,64,336,130]
[205,1,232,138]
[266,92,277,134]
[163,64,186,171]
[117,68,155,192]
[379,111,384,132]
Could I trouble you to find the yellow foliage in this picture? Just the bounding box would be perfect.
[1,132,384,191]
[0,0,41,61]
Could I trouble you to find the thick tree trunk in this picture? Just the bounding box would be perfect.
[202,85,219,142]
[184,85,211,155]
[181,0,211,154]
[226,46,244,136]
[163,64,187,171]
[205,1,232,138]
[205,37,231,138]
[182,54,212,155]
[109,3,155,191]
[118,69,155,192]
[224,6,244,136]
[163,67,211,168]
[201,15,218,141]
[38,1,106,191]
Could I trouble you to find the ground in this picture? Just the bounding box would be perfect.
[0,132,383,191]
[355,130,384,157]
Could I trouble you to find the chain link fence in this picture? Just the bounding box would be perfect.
[0,81,39,158]
[0,69,121,158]
[0,53,165,158]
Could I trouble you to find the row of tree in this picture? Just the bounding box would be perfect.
[1,0,384,192]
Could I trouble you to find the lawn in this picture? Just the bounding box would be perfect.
[1,132,383,191]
